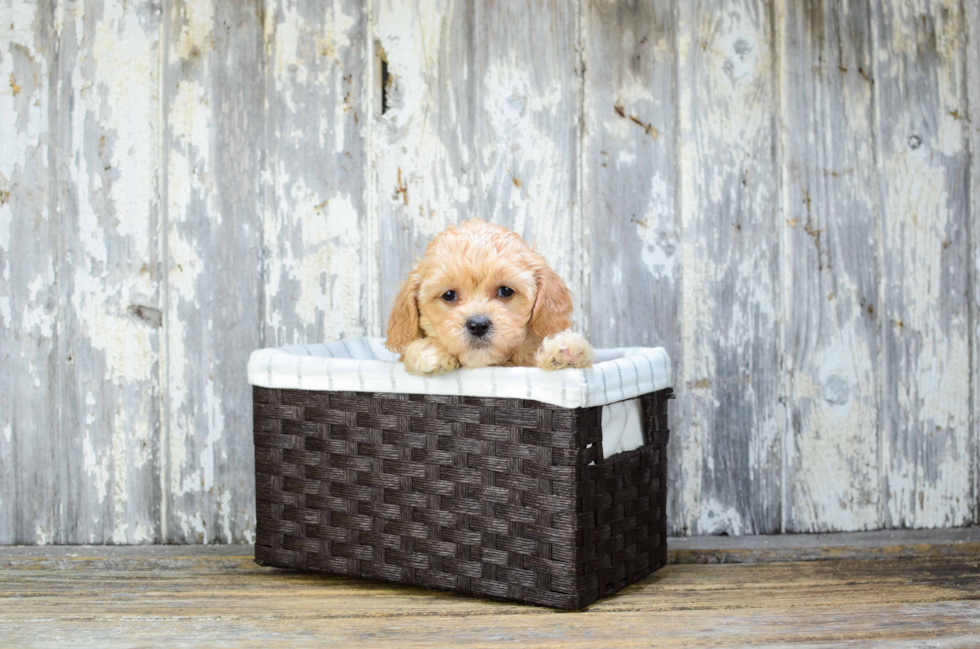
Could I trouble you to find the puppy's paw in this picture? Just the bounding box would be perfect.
[535,330,594,371]
[402,339,460,375]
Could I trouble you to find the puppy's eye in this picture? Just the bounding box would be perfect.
[441,290,457,302]
[497,286,514,298]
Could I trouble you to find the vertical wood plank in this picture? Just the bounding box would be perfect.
[373,0,583,327]
[0,1,61,543]
[581,1,683,529]
[872,0,972,528]
[778,0,882,531]
[1,0,979,544]
[470,1,583,320]
[582,2,678,351]
[57,0,164,544]
[162,0,263,542]
[675,0,782,534]
[260,0,370,345]
[1,0,166,544]
[372,0,474,320]
[969,0,980,525]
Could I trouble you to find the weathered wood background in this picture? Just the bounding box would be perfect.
[0,0,977,543]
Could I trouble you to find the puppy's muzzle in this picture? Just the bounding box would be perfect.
[465,315,492,340]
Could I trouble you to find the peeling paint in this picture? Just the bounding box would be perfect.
[481,61,569,267]
[200,378,225,491]
[34,525,51,546]
[89,3,158,256]
[0,193,11,251]
[64,0,160,388]
[131,522,154,544]
[21,271,55,339]
[167,226,204,302]
[176,511,208,544]
[268,1,357,110]
[2,0,979,545]
[217,489,232,542]
[676,2,781,535]
[58,0,163,545]
[110,409,129,543]
[0,1,47,179]
[174,0,214,61]
[696,497,745,536]
[168,311,194,498]
[83,396,111,506]
[636,175,676,281]
[875,0,972,529]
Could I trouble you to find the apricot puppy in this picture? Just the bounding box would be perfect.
[385,219,594,375]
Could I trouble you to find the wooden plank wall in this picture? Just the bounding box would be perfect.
[779,0,882,533]
[0,0,976,543]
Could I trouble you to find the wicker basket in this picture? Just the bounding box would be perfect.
[252,385,671,609]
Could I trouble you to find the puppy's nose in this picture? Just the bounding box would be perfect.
[466,315,492,338]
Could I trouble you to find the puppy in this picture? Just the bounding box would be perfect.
[385,219,594,375]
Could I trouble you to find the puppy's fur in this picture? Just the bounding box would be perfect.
[385,219,593,375]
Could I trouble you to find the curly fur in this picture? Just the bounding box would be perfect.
[385,219,593,375]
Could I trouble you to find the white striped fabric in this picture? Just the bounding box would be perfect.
[247,337,671,458]
[247,337,672,409]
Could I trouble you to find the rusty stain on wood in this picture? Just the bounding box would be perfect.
[613,104,658,139]
[396,167,408,205]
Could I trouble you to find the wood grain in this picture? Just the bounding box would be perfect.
[872,0,973,528]
[674,0,782,534]
[161,0,263,542]
[261,0,371,344]
[373,0,584,329]
[583,0,677,352]
[372,0,480,325]
[778,0,882,532]
[1,545,979,646]
[2,0,980,542]
[968,0,980,527]
[60,0,166,545]
[1,0,164,544]
[468,0,583,320]
[0,0,61,544]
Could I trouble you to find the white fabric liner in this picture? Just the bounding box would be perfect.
[248,337,671,458]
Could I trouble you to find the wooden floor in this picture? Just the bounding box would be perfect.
[3,530,980,648]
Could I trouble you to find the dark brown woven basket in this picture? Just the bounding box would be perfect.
[253,386,671,609]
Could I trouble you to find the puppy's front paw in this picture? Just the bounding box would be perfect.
[402,339,460,375]
[535,330,594,371]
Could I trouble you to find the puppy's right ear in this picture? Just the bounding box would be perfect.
[385,270,422,353]
[530,263,573,339]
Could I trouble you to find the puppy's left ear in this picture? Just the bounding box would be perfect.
[385,270,422,353]
[530,262,573,339]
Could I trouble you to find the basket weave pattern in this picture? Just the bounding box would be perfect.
[253,387,671,609]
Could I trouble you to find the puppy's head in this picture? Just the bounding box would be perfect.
[385,219,573,368]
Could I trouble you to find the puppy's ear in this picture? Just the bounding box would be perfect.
[385,270,422,353]
[530,263,573,339]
